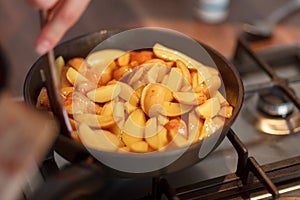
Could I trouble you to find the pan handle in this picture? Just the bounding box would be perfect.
[29,163,107,200]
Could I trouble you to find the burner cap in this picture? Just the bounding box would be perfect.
[257,89,294,117]
[244,93,300,135]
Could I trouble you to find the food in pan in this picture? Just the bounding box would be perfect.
[36,43,233,153]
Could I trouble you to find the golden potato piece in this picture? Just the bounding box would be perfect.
[165,119,189,148]
[78,123,119,151]
[130,51,153,65]
[108,123,123,139]
[188,111,204,143]
[123,109,146,138]
[200,117,225,140]
[176,59,191,85]
[87,84,121,103]
[86,49,125,68]
[66,67,88,86]
[205,75,222,97]
[55,56,65,77]
[141,83,173,117]
[94,129,121,149]
[144,117,158,138]
[145,126,168,150]
[118,146,131,153]
[144,63,160,83]
[74,113,120,129]
[165,68,182,92]
[67,57,85,71]
[214,91,229,106]
[118,82,139,106]
[97,62,116,86]
[219,105,233,119]
[113,101,125,128]
[101,101,113,116]
[160,101,193,117]
[113,66,132,80]
[122,132,143,147]
[195,97,221,119]
[173,91,207,105]
[130,141,149,153]
[36,87,50,110]
[124,101,138,114]
[117,52,130,66]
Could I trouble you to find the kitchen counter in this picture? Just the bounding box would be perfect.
[0,0,299,96]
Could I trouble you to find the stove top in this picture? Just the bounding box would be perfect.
[24,37,300,200]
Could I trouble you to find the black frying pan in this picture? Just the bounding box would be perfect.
[24,29,244,198]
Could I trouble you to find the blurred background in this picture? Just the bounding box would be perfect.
[0,0,299,97]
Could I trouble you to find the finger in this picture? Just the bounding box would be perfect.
[35,0,90,54]
[28,0,58,9]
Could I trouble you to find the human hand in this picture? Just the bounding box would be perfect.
[28,0,91,55]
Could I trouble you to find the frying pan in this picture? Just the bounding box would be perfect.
[23,29,244,197]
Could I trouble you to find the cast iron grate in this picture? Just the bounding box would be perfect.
[141,36,300,200]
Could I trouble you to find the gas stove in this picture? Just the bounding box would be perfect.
[24,36,300,200]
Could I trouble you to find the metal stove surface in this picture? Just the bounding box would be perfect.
[24,43,300,200]
[51,44,300,199]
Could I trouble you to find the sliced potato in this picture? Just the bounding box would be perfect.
[124,101,138,114]
[74,113,119,129]
[87,84,121,103]
[113,101,125,128]
[165,119,189,148]
[55,56,65,78]
[78,123,118,151]
[117,52,130,66]
[195,97,221,119]
[123,109,146,138]
[127,67,145,85]
[49,45,233,154]
[219,105,233,118]
[173,91,197,105]
[113,66,132,80]
[214,91,229,106]
[144,63,160,83]
[157,114,169,126]
[200,117,225,139]
[205,75,222,97]
[36,87,50,110]
[108,123,123,138]
[86,49,125,69]
[94,129,121,149]
[67,57,85,71]
[130,141,149,153]
[153,43,213,84]
[101,101,113,116]
[66,67,89,85]
[176,59,191,85]
[144,118,158,138]
[165,67,182,92]
[145,127,169,150]
[141,83,173,117]
[160,101,193,117]
[118,82,139,106]
[173,91,207,106]
[122,132,143,147]
[98,62,116,86]
[188,111,204,143]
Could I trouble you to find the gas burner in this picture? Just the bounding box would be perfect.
[244,93,300,135]
[257,88,294,117]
